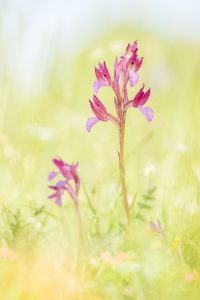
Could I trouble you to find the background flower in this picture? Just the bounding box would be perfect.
[48,158,80,206]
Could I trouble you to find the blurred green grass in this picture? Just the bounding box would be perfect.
[0,25,200,299]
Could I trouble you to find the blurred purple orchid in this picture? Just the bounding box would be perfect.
[86,41,154,132]
[48,158,80,206]
[52,158,80,192]
[48,180,67,206]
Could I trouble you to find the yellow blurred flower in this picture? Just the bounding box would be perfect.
[171,236,182,250]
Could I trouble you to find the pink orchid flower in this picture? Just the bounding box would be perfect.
[93,62,112,93]
[51,157,80,191]
[86,41,154,227]
[48,180,67,206]
[48,158,80,206]
[124,85,153,122]
[87,95,120,132]
[86,41,154,132]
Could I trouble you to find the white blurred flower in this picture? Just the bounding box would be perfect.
[186,203,199,215]
[108,40,126,53]
[175,143,189,153]
[27,217,37,223]
[26,124,56,141]
[127,194,133,206]
[35,222,42,229]
[89,47,105,60]
[27,217,42,229]
[144,163,156,177]
[88,257,98,266]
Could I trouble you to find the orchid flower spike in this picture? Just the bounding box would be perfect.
[86,41,154,132]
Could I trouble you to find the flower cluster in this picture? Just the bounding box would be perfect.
[86,41,153,132]
[48,158,80,206]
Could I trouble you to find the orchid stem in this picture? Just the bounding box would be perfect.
[119,120,131,228]
[74,201,84,240]
[74,201,85,271]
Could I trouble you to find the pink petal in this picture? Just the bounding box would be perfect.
[138,107,154,122]
[129,71,139,87]
[48,171,59,181]
[48,192,57,199]
[86,117,100,132]
[53,158,64,169]
[90,95,109,121]
[93,79,108,94]
[139,88,151,106]
[56,180,67,188]
[55,197,62,206]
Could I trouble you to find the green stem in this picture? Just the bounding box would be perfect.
[74,201,83,240]
[74,201,84,271]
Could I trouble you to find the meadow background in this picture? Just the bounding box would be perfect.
[0,0,200,299]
